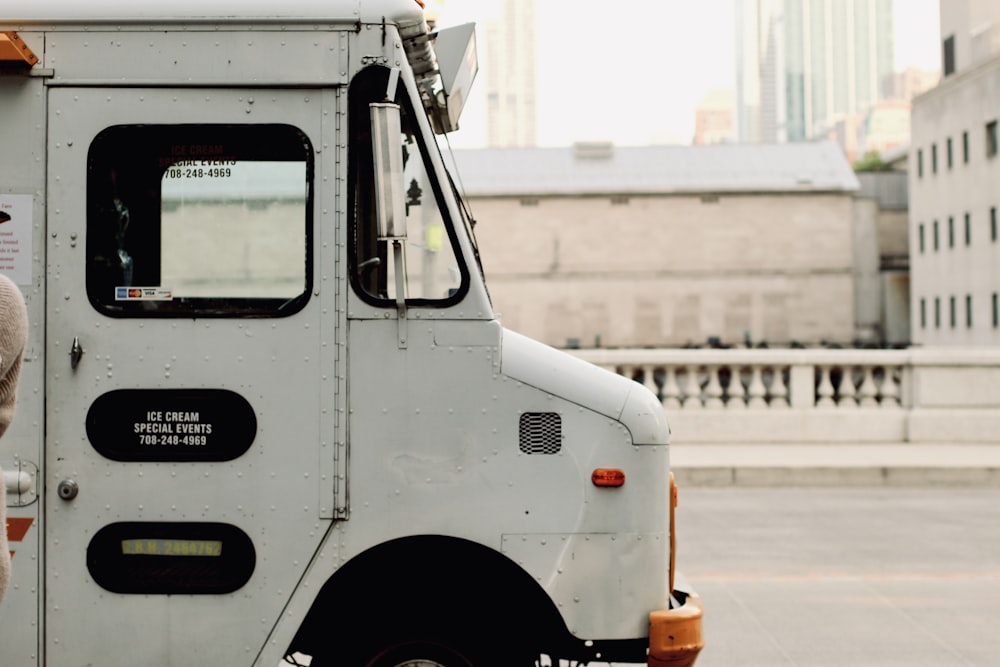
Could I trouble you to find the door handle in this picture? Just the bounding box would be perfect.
[70,336,83,370]
[3,469,33,495]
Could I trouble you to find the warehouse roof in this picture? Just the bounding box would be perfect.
[443,140,860,197]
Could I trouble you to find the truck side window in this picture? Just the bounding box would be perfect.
[348,67,468,306]
[86,124,313,317]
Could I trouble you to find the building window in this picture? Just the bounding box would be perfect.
[992,207,998,241]
[988,120,999,158]
[934,297,941,328]
[943,35,955,76]
[917,149,923,177]
[933,220,939,250]
[994,293,999,328]
[948,217,954,248]
[947,137,953,168]
[950,296,957,328]
[920,298,927,328]
[963,131,969,163]
[967,295,973,328]
[932,143,938,172]
[965,213,972,245]
[919,223,925,252]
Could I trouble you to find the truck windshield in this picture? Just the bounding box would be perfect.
[348,66,469,307]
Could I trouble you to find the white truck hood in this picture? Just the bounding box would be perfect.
[500,329,670,446]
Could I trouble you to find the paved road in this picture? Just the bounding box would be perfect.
[677,487,1000,667]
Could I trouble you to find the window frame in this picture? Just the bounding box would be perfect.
[346,65,470,309]
[86,123,314,318]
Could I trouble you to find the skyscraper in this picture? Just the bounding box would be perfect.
[483,0,537,147]
[735,0,895,143]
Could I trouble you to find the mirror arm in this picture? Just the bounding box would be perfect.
[370,100,410,347]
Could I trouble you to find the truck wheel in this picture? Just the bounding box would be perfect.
[364,641,475,667]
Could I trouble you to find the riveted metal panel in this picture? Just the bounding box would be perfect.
[44,29,349,86]
[43,86,338,665]
[502,532,669,638]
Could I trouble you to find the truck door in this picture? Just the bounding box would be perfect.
[44,87,341,664]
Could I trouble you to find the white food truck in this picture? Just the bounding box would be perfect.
[0,2,703,665]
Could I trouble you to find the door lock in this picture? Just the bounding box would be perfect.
[57,479,79,501]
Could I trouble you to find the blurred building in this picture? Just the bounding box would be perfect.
[853,170,911,345]
[482,0,537,147]
[910,0,1000,345]
[857,100,911,158]
[882,66,941,101]
[443,141,913,349]
[817,113,866,163]
[693,89,736,144]
[735,0,895,145]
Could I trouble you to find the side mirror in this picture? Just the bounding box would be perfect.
[429,22,479,134]
[369,102,407,240]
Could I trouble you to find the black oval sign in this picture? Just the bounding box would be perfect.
[87,521,256,594]
[86,389,257,461]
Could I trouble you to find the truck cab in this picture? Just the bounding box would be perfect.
[0,2,702,665]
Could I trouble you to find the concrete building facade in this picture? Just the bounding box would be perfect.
[853,171,911,345]
[909,1,1000,345]
[449,142,870,349]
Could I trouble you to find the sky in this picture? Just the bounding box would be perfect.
[432,0,942,148]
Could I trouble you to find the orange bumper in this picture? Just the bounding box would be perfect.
[648,592,704,667]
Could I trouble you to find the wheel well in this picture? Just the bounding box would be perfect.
[288,534,576,662]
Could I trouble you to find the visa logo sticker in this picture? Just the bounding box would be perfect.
[114,287,173,301]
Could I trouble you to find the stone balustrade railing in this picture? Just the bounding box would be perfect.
[568,347,1000,444]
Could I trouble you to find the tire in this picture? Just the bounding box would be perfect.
[364,640,476,667]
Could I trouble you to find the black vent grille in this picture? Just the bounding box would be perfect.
[519,412,562,455]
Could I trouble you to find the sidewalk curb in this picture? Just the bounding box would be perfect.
[673,465,1000,487]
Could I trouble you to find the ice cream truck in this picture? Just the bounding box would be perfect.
[0,1,702,665]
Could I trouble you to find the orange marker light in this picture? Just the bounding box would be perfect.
[591,468,625,487]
